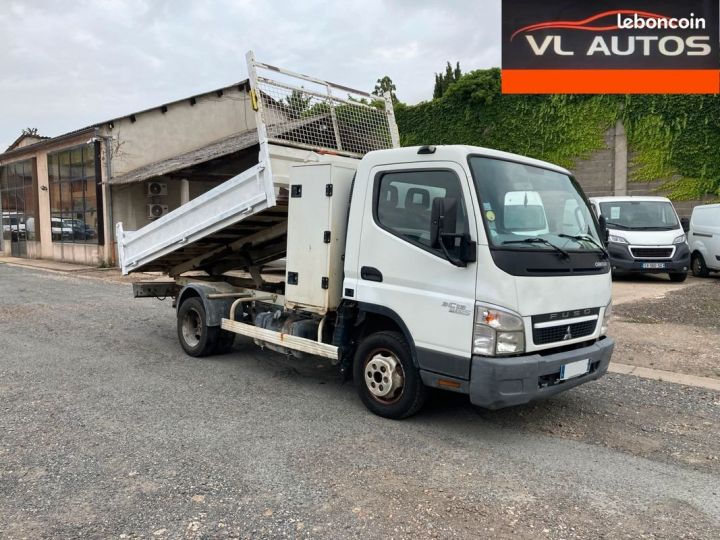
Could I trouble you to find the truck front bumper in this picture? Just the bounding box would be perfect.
[468,338,614,410]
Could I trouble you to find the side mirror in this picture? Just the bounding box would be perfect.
[430,197,457,248]
[430,197,444,249]
[598,214,609,245]
[680,217,690,233]
[430,198,475,266]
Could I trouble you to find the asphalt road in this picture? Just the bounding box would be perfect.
[1,265,719,539]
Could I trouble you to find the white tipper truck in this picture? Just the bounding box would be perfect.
[117,52,614,419]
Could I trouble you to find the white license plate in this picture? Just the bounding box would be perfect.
[642,262,665,269]
[560,359,590,381]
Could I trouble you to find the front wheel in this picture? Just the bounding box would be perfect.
[669,272,688,283]
[353,331,427,419]
[691,253,709,278]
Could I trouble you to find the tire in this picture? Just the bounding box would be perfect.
[691,253,709,278]
[353,331,427,419]
[668,272,688,283]
[177,297,220,357]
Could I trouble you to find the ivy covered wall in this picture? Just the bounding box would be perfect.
[395,69,720,200]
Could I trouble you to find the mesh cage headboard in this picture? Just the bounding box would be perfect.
[246,51,400,158]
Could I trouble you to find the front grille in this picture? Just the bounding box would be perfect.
[533,320,597,345]
[630,247,673,259]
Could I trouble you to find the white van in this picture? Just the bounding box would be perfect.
[688,204,720,277]
[590,196,690,282]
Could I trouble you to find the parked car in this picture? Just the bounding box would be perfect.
[51,217,74,241]
[63,218,97,240]
[1,212,26,241]
[688,204,720,277]
[590,196,690,282]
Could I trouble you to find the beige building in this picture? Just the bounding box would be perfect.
[0,82,260,265]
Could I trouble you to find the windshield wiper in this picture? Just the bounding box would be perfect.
[502,237,570,259]
[558,234,608,259]
[604,221,631,230]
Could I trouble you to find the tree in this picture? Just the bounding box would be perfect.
[433,61,463,99]
[285,89,311,118]
[372,76,398,103]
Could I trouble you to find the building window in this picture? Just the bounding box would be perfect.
[48,144,101,244]
[1,159,38,252]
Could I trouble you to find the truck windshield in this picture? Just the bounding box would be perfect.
[599,201,679,231]
[468,156,601,252]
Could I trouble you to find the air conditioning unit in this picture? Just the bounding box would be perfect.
[147,181,168,197]
[147,204,169,219]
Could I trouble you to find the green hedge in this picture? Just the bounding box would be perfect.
[395,70,720,200]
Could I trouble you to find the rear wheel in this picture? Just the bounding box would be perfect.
[691,253,709,278]
[177,297,220,357]
[353,331,427,419]
[669,272,687,283]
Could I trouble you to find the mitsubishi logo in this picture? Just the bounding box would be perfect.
[562,326,573,341]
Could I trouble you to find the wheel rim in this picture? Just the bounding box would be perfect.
[692,257,702,275]
[364,349,405,404]
[181,308,202,348]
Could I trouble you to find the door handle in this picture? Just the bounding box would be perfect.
[361,266,383,282]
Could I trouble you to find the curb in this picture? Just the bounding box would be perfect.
[609,362,720,392]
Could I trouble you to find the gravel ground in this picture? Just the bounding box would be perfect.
[614,275,720,330]
[611,276,720,377]
[1,265,719,539]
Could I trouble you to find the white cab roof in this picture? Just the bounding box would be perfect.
[361,145,572,176]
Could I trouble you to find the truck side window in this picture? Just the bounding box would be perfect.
[375,169,469,257]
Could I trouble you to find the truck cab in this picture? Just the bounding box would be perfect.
[344,146,613,416]
[590,196,690,282]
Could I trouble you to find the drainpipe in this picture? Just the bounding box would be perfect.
[180,178,190,205]
[96,131,114,265]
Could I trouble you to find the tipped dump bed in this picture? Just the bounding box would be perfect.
[116,145,350,275]
[116,52,399,276]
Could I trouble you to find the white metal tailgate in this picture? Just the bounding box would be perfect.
[116,162,275,275]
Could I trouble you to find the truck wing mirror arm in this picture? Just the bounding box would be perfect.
[680,217,690,233]
[598,214,609,246]
[431,198,476,267]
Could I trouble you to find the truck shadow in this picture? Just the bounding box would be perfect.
[221,335,586,428]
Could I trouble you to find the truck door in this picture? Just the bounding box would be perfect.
[354,162,478,380]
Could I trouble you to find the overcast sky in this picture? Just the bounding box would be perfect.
[0,0,501,149]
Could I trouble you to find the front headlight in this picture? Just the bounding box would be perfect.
[473,304,525,356]
[608,234,628,244]
[600,302,612,336]
[673,234,686,244]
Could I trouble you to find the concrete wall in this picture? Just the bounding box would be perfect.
[570,121,716,218]
[624,179,717,218]
[571,127,616,198]
[104,87,256,179]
